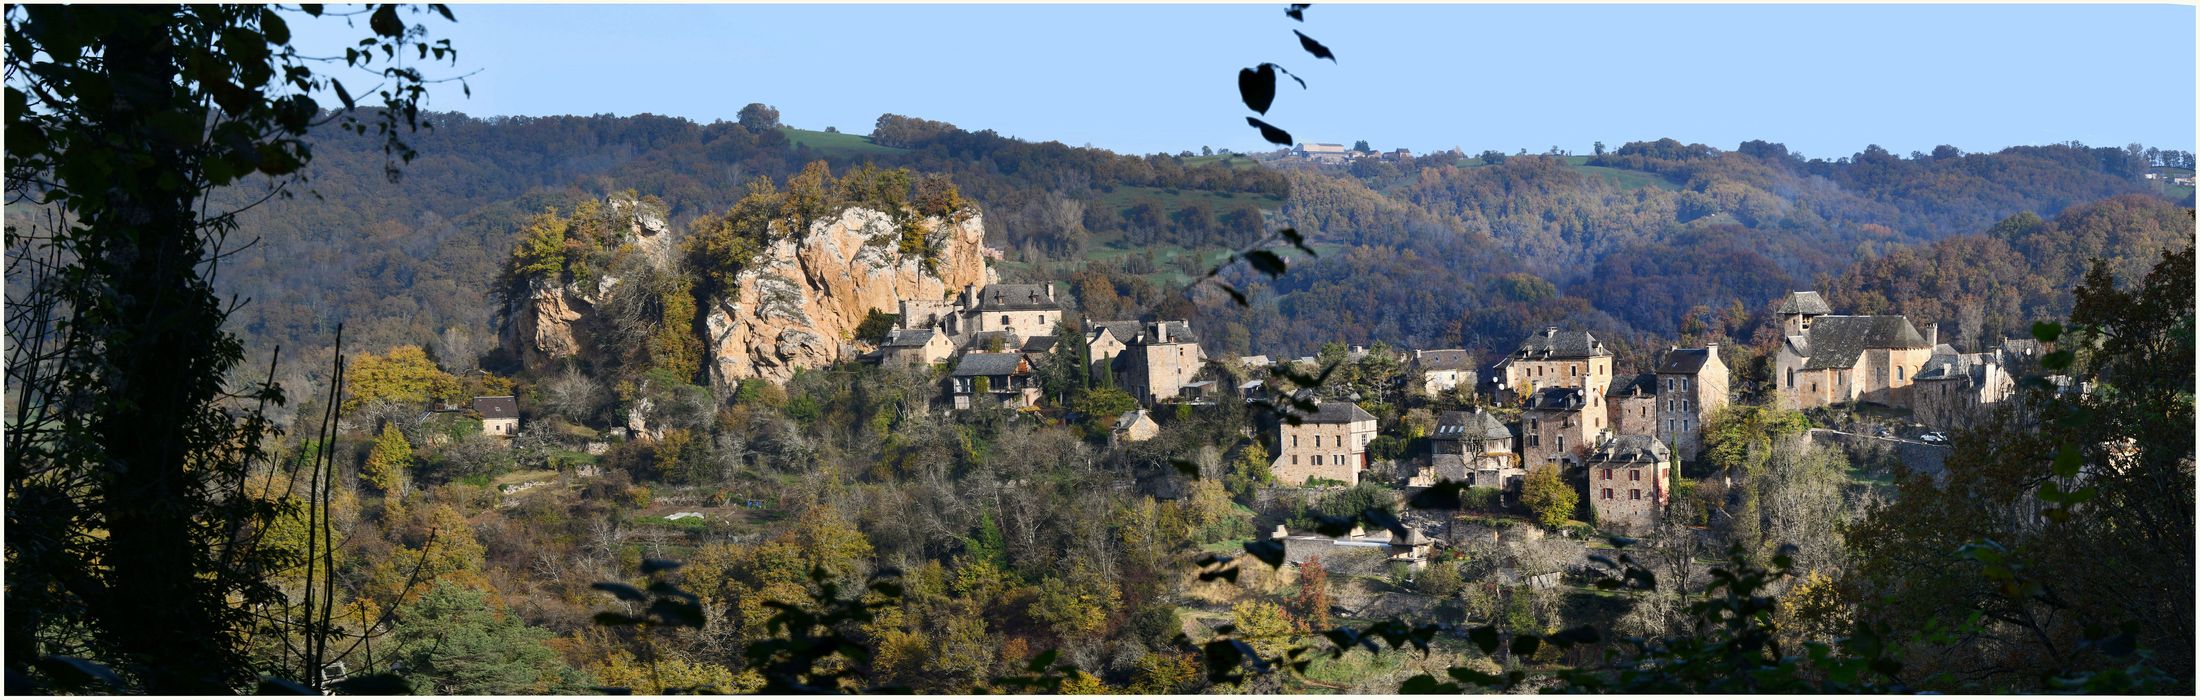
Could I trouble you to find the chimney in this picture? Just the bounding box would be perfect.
[963,284,975,306]
[1545,327,1559,337]
[1045,282,1055,302]
[1156,322,1169,343]
[1926,322,1938,348]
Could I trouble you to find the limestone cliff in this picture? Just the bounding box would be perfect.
[704,207,992,389]
[501,193,672,371]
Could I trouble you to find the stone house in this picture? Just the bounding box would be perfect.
[1653,344,1729,461]
[1606,373,1658,438]
[880,328,955,369]
[1427,408,1520,491]
[1494,328,1615,403]
[1772,292,1935,411]
[1271,524,1437,572]
[1111,408,1160,447]
[1520,387,1604,469]
[1587,435,1672,535]
[1291,142,1355,164]
[474,395,519,437]
[1270,400,1379,486]
[948,352,1038,409]
[1911,349,2017,430]
[1122,321,1205,407]
[895,282,1064,352]
[1410,349,1478,396]
[1084,320,1137,385]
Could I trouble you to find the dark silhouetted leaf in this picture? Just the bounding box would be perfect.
[1285,3,1310,21]
[591,582,647,602]
[2030,321,2062,343]
[258,677,317,694]
[1400,674,1459,694]
[640,558,683,574]
[1548,625,1601,646]
[593,611,643,626]
[1246,117,1292,145]
[1027,649,1058,673]
[329,673,411,695]
[1278,227,1317,257]
[1294,30,1336,61]
[1510,634,1541,658]
[1467,625,1500,654]
[1245,539,1286,568]
[1171,458,1203,479]
[1243,250,1287,278]
[1407,480,1465,510]
[1237,65,1276,114]
[368,4,402,37]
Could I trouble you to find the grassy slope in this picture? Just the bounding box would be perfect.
[779,126,906,157]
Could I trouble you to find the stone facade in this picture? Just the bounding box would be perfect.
[1427,408,1520,491]
[1653,344,1729,461]
[966,283,1063,342]
[1111,409,1160,447]
[1606,373,1658,439]
[880,328,955,369]
[1911,349,2017,430]
[949,352,1039,410]
[1271,401,1379,486]
[1588,435,1672,535]
[1494,328,1615,403]
[474,396,520,438]
[1119,321,1206,407]
[1411,349,1478,396]
[1772,292,1934,411]
[1520,387,1603,469]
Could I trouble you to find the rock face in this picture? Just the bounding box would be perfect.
[502,194,672,372]
[704,207,992,389]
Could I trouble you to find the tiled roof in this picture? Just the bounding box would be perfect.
[1019,336,1059,354]
[1799,316,1930,370]
[1655,347,1716,375]
[1298,400,1377,424]
[1777,291,1833,315]
[1591,435,1670,464]
[1434,409,1511,443]
[1510,327,1610,359]
[1128,320,1198,345]
[973,284,1059,311]
[1607,373,1658,398]
[952,352,1026,377]
[473,395,518,419]
[1087,320,1142,344]
[1524,386,1588,412]
[1414,349,1478,372]
[883,328,937,348]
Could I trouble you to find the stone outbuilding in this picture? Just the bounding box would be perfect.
[1111,408,1160,447]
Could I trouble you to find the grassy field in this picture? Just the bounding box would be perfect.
[1089,184,1285,214]
[1179,153,1267,170]
[779,126,906,158]
[1575,164,1679,191]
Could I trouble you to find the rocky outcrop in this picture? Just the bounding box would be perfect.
[501,194,671,371]
[704,207,992,389]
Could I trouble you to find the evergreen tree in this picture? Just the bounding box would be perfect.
[361,423,412,493]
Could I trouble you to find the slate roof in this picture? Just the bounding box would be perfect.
[1607,373,1658,398]
[1128,320,1199,345]
[1299,400,1377,424]
[1777,291,1834,315]
[968,330,1016,350]
[1414,349,1479,372]
[1524,386,1588,412]
[973,284,1059,311]
[1019,336,1059,354]
[1087,321,1142,344]
[1510,327,1611,359]
[473,396,518,420]
[883,328,937,348]
[1916,352,1998,385]
[1591,435,1670,464]
[1434,409,1512,443]
[1797,316,1930,370]
[1655,347,1716,375]
[952,352,1027,377]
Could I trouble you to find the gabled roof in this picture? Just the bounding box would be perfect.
[1297,400,1377,424]
[1127,320,1198,346]
[883,328,938,348]
[1414,349,1478,372]
[1655,347,1717,375]
[1114,409,1156,432]
[1508,328,1610,359]
[952,352,1027,377]
[1607,373,1658,398]
[1019,336,1059,354]
[1777,291,1833,315]
[473,395,518,419]
[1524,386,1588,412]
[973,284,1059,311]
[1087,320,1142,344]
[1434,409,1511,443]
[1591,435,1670,464]
[1799,316,1930,370]
[1240,355,1272,368]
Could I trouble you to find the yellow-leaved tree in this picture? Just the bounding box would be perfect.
[345,345,461,411]
[1521,463,1578,529]
[361,423,412,493]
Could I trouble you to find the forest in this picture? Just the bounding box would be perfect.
[5,3,2194,696]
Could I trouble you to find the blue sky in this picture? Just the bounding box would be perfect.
[298,4,2196,158]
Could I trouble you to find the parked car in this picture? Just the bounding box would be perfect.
[1920,431,1948,444]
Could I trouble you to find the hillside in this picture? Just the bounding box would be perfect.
[211,111,2191,379]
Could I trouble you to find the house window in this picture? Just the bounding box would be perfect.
[1601,468,1613,480]
[1602,488,1613,500]
[1556,436,1565,451]
[1786,368,1794,388]
[1630,489,1641,500]
[1336,453,1345,466]
[1292,455,1299,465]
[1002,315,1011,326]
[1314,434,1322,448]
[1313,455,1323,466]
[1667,378,1674,391]
[1292,435,1299,448]
[1630,469,1640,481]
[1898,366,1906,381]
[1527,435,1540,448]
